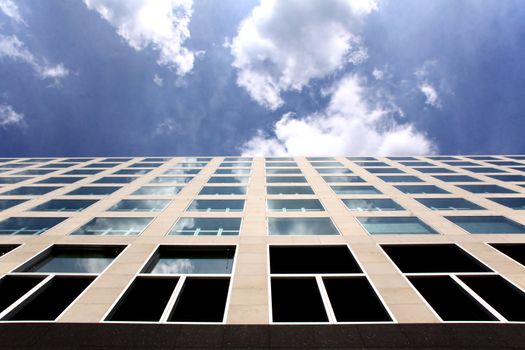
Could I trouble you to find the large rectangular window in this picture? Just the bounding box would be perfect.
[379,175,423,183]
[0,217,66,235]
[2,186,60,195]
[331,185,382,195]
[266,176,307,183]
[266,186,314,195]
[358,217,437,235]
[66,186,121,196]
[29,199,97,212]
[0,200,26,211]
[71,217,152,236]
[37,177,85,184]
[414,167,456,174]
[268,217,339,235]
[315,168,352,174]
[265,162,297,167]
[462,167,507,173]
[415,198,484,211]
[488,175,525,182]
[267,199,324,212]
[457,184,517,194]
[342,198,404,211]
[489,197,525,210]
[0,177,32,184]
[163,168,200,175]
[310,161,343,167]
[187,199,244,212]
[108,199,170,212]
[150,176,193,184]
[322,175,364,183]
[266,168,302,174]
[198,186,247,195]
[446,216,525,234]
[365,167,405,174]
[132,186,182,195]
[394,185,449,194]
[433,175,481,182]
[113,168,152,175]
[215,168,250,175]
[207,176,249,184]
[169,217,241,236]
[219,162,252,168]
[94,176,137,184]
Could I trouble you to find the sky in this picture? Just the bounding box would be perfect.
[0,0,524,157]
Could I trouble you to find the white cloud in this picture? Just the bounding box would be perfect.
[229,0,377,110]
[372,68,384,80]
[0,0,25,24]
[0,34,69,82]
[419,82,440,108]
[155,118,177,135]
[83,0,196,76]
[240,74,436,156]
[153,73,163,86]
[0,104,24,128]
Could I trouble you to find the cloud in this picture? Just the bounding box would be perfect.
[0,104,24,128]
[155,118,177,135]
[240,74,436,156]
[0,34,69,82]
[83,0,196,76]
[229,0,377,110]
[153,73,163,86]
[372,68,384,80]
[0,0,25,24]
[419,83,440,108]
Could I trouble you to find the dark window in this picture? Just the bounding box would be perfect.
[170,218,241,236]
[457,185,517,194]
[267,199,324,212]
[132,186,182,195]
[30,199,97,212]
[199,186,247,195]
[462,167,507,173]
[489,243,525,267]
[271,278,328,322]
[342,198,404,211]
[108,199,170,212]
[366,167,405,174]
[0,199,26,211]
[0,276,46,314]
[395,185,449,194]
[94,176,137,184]
[2,186,60,195]
[266,186,314,195]
[433,175,481,182]
[64,169,104,175]
[415,198,484,211]
[66,186,121,196]
[446,216,525,234]
[0,244,19,257]
[331,185,382,195]
[71,217,152,236]
[488,175,525,182]
[399,162,434,166]
[15,169,54,175]
[415,167,456,174]
[0,217,65,235]
[379,175,423,183]
[0,177,32,184]
[37,177,85,184]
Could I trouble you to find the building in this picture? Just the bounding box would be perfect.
[1,155,525,348]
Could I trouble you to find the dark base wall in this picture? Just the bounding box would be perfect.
[0,323,522,349]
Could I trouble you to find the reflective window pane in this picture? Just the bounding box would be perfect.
[187,199,244,212]
[108,199,170,212]
[331,185,382,195]
[66,186,120,196]
[267,199,324,212]
[433,175,481,182]
[266,176,307,183]
[415,198,484,211]
[266,186,314,195]
[457,184,517,194]
[268,217,339,235]
[358,217,437,234]
[37,177,85,184]
[207,176,249,184]
[342,198,404,211]
[322,176,364,183]
[71,217,152,236]
[489,197,525,210]
[170,218,241,236]
[198,186,247,195]
[94,177,137,184]
[0,217,66,235]
[394,185,449,194]
[30,199,97,212]
[2,186,60,195]
[379,175,423,183]
[0,200,26,211]
[132,186,182,195]
[446,216,525,234]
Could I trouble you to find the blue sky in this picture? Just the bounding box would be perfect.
[0,0,524,157]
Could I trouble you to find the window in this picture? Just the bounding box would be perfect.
[315,167,352,174]
[508,156,525,160]
[366,167,405,174]
[512,167,525,172]
[433,175,481,182]
[265,162,297,168]
[176,162,208,168]
[457,184,517,194]
[94,176,137,184]
[488,175,525,182]
[382,244,525,322]
[169,217,241,236]
[0,217,66,235]
[331,185,382,195]
[198,186,247,195]
[187,199,244,212]
[310,161,343,167]
[414,167,456,174]
[71,217,152,236]
[143,157,172,162]
[102,158,132,162]
[1,163,29,169]
[266,186,314,195]
[490,243,525,267]
[66,186,121,196]
[15,169,54,175]
[266,176,307,183]
[64,169,103,175]
[163,168,200,175]
[266,157,294,161]
[2,186,60,195]
[415,198,484,211]
[0,244,19,257]
[306,157,335,161]
[219,162,252,168]
[443,161,480,166]
[462,167,507,173]
[388,156,417,160]
[0,199,26,211]
[322,175,364,183]
[379,175,423,183]
[487,161,521,166]
[150,176,193,184]
[62,158,95,162]
[15,245,124,273]
[29,199,97,212]
[37,177,85,184]
[270,246,391,323]
[215,168,250,175]
[132,186,182,195]
[347,157,376,161]
[266,168,302,174]
[129,162,163,168]
[268,217,339,235]
[208,176,249,184]
[107,246,235,323]
[399,161,434,166]
[489,197,525,210]
[354,161,389,167]
[83,163,120,168]
[395,185,449,194]
[0,177,32,184]
[342,198,404,211]
[25,158,54,162]
[108,199,170,212]
[426,156,457,160]
[224,157,252,161]
[267,199,324,212]
[445,216,525,234]
[357,217,437,234]
[113,168,151,175]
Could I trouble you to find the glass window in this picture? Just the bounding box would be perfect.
[415,198,484,211]
[37,177,85,184]
[347,157,376,161]
[365,167,405,174]
[443,161,480,166]
[25,158,54,162]
[388,156,417,160]
[208,176,249,184]
[71,217,152,236]
[132,186,182,195]
[354,162,389,167]
[219,162,252,168]
[0,217,66,235]
[150,176,193,184]
[170,218,241,236]
[0,164,29,169]
[488,175,525,182]
[433,175,481,182]
[143,246,235,274]
[342,198,404,211]
[508,156,525,160]
[0,200,26,211]
[113,168,152,175]
[415,167,456,174]
[462,167,507,173]
[266,186,314,195]
[64,169,103,175]
[0,245,19,256]
[61,158,95,162]
[215,168,250,175]
[467,156,499,160]
[66,186,120,196]
[175,162,208,168]
[30,199,97,212]
[490,243,525,266]
[489,197,525,210]
[163,168,200,175]
[310,161,343,167]
[266,157,294,161]
[399,162,434,166]
[315,168,352,174]
[17,245,124,273]
[94,176,137,184]
[224,157,251,161]
[267,199,324,212]
[129,162,163,168]
[357,217,437,234]
[268,217,339,235]
[322,175,364,183]
[331,185,382,195]
[102,158,132,162]
[198,186,247,195]
[265,162,297,167]
[266,176,307,183]
[83,163,120,168]
[426,156,457,160]
[266,168,302,174]
[0,177,30,184]
[15,169,54,175]
[187,199,244,212]
[306,157,335,161]
[512,167,525,172]
[2,186,60,195]
[457,184,517,194]
[446,216,525,234]
[108,199,170,212]
[395,185,449,194]
[143,157,172,162]
[379,175,423,183]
